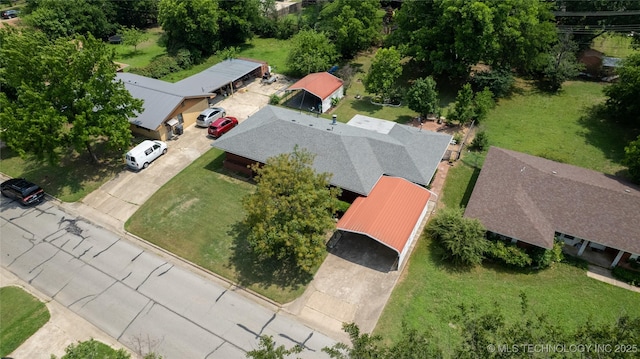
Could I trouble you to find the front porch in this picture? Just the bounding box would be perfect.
[563,243,618,268]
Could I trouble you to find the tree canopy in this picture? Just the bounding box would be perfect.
[251,301,640,358]
[114,0,159,29]
[316,0,381,59]
[390,0,557,78]
[0,29,143,164]
[286,30,338,77]
[242,147,341,274]
[23,0,117,40]
[158,0,220,57]
[604,53,640,127]
[217,0,261,47]
[406,76,440,119]
[363,46,402,102]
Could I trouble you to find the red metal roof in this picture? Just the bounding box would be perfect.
[288,72,344,100]
[337,176,431,254]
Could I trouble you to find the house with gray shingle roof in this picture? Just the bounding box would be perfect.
[118,58,267,140]
[464,147,640,268]
[212,105,452,197]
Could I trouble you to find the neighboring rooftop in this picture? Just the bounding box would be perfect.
[173,58,264,95]
[212,105,451,195]
[117,72,211,130]
[118,58,264,130]
[288,72,344,100]
[464,147,640,253]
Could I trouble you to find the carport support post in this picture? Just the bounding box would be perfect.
[229,81,234,96]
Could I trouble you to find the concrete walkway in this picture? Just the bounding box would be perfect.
[587,265,640,293]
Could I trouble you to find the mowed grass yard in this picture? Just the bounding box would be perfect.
[375,80,640,355]
[0,286,50,356]
[125,149,312,304]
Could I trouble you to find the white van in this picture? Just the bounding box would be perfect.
[125,140,168,170]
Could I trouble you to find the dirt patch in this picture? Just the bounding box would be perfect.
[0,17,21,28]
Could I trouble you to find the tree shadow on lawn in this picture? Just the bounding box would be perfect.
[577,103,634,165]
[227,221,313,293]
[0,144,123,200]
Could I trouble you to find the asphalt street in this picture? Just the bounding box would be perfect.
[0,197,336,358]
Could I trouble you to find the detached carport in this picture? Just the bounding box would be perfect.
[335,176,433,271]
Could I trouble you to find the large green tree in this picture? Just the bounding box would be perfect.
[114,0,159,29]
[537,33,584,92]
[158,0,220,57]
[448,83,476,125]
[24,0,117,40]
[390,0,557,78]
[427,207,488,267]
[316,0,381,59]
[363,46,402,102]
[0,29,143,164]
[217,0,261,47]
[604,53,640,127]
[242,147,341,273]
[286,30,338,77]
[406,76,440,120]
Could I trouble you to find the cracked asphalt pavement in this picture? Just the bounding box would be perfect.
[1,198,336,358]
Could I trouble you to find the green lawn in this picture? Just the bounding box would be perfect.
[0,286,50,356]
[111,27,167,69]
[125,148,311,303]
[0,146,123,202]
[592,33,640,59]
[483,81,628,175]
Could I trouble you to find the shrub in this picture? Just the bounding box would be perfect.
[427,207,488,267]
[269,94,281,105]
[628,257,640,270]
[562,254,589,270]
[276,16,299,40]
[470,69,514,98]
[470,130,489,151]
[486,240,532,268]
[174,48,193,68]
[336,200,351,215]
[130,55,182,79]
[331,97,340,107]
[612,267,640,287]
[530,240,564,269]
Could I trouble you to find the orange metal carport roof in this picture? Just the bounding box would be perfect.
[336,176,431,256]
[288,72,343,100]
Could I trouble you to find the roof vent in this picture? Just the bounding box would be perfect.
[552,171,557,174]
[309,124,313,127]
[625,189,631,193]
[292,119,296,122]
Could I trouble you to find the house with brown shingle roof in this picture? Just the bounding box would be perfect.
[464,147,640,268]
